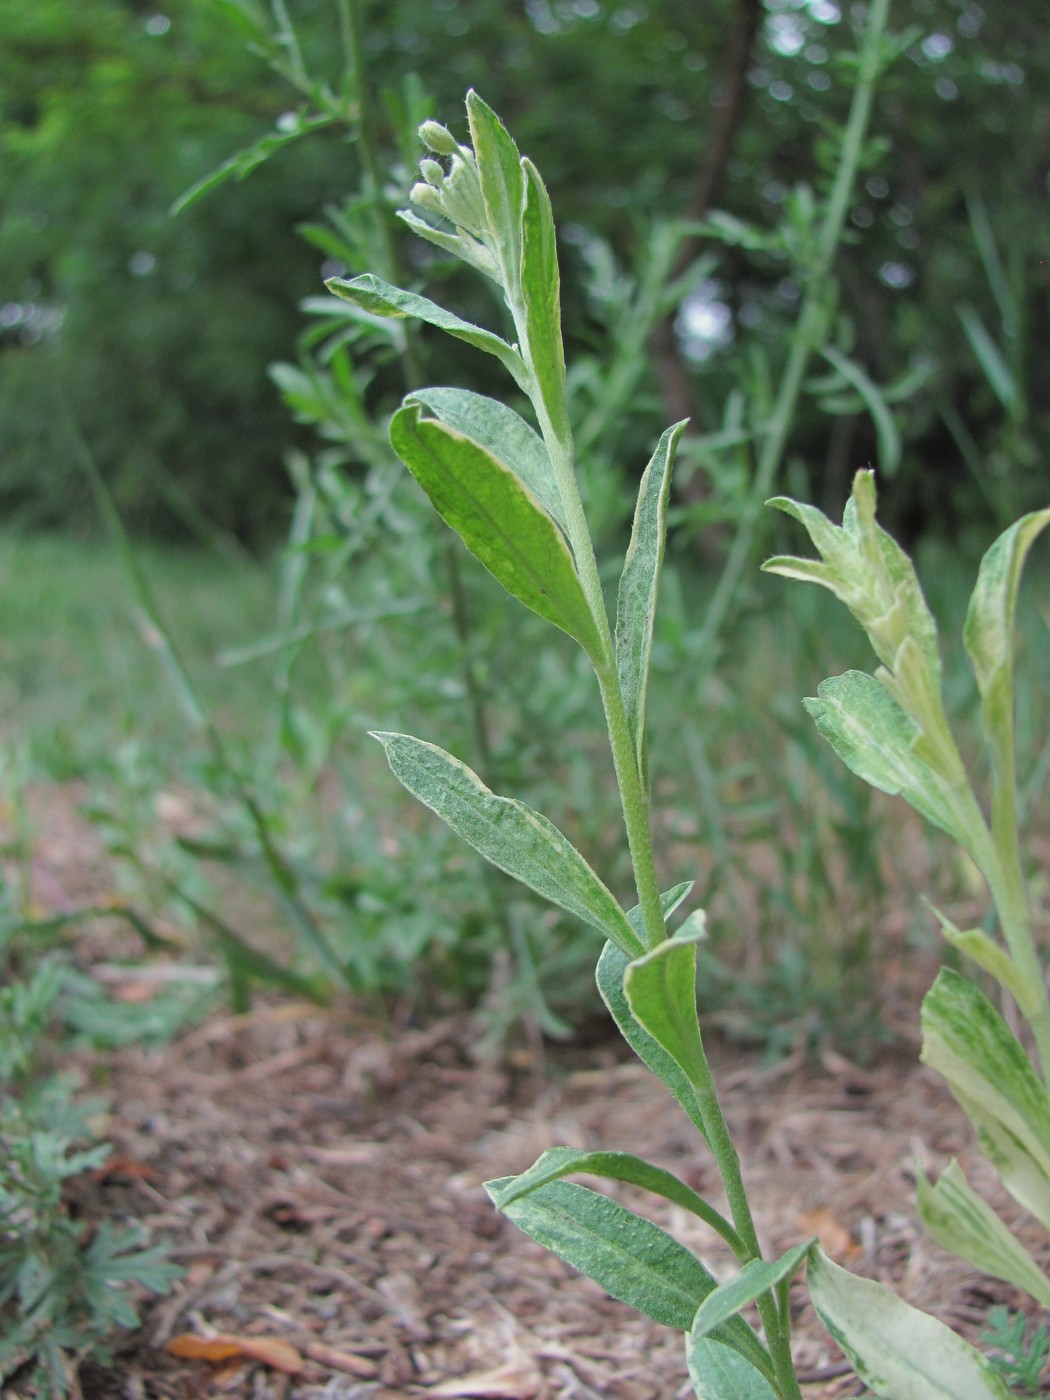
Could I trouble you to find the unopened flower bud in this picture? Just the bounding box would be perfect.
[409,182,443,215]
[419,158,445,188]
[419,121,458,156]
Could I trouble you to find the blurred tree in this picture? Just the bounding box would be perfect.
[0,0,1045,544]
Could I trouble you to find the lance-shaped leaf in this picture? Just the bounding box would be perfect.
[921,969,1050,1230]
[924,901,1032,1014]
[597,908,708,1141]
[803,671,969,849]
[807,1246,1012,1399]
[615,421,687,787]
[489,1146,743,1255]
[371,732,642,958]
[818,346,901,476]
[390,403,604,658]
[483,1178,768,1371]
[624,929,708,1089]
[689,1242,812,1344]
[406,387,565,532]
[687,1338,778,1400]
[916,1160,1050,1309]
[325,274,528,391]
[466,90,524,289]
[963,508,1050,844]
[520,157,571,444]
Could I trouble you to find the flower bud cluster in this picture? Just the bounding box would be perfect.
[401,120,499,282]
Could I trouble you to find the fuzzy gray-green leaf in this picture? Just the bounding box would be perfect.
[371,732,643,958]
[406,387,565,532]
[484,1178,762,1368]
[390,404,603,657]
[807,1246,1011,1399]
[466,91,523,288]
[624,930,708,1089]
[963,509,1050,835]
[689,1242,813,1343]
[597,935,707,1141]
[489,1146,743,1254]
[921,969,1050,1230]
[687,1338,779,1400]
[916,1160,1050,1308]
[616,420,687,787]
[520,156,571,443]
[325,273,527,389]
[803,671,967,847]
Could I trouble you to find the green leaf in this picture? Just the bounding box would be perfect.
[597,935,708,1141]
[406,387,565,532]
[916,1160,1050,1309]
[389,403,604,657]
[958,304,1018,413]
[807,1245,1012,1399]
[921,969,1050,1231]
[819,346,901,476]
[615,421,687,788]
[963,509,1050,844]
[520,156,570,442]
[324,274,528,390]
[483,1178,765,1368]
[689,1242,813,1343]
[466,90,524,287]
[171,112,334,215]
[371,732,643,957]
[489,1146,743,1254]
[923,901,1031,1013]
[803,672,968,848]
[687,1338,779,1400]
[624,929,708,1089]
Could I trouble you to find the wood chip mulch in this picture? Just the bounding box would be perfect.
[56,1003,1046,1400]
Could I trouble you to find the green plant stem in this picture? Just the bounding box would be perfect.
[520,350,668,952]
[696,0,891,659]
[981,835,1050,1086]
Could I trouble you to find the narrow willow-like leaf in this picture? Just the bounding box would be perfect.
[371,732,643,958]
[687,1338,778,1400]
[916,1160,1050,1308]
[803,672,968,848]
[324,273,528,389]
[624,930,708,1088]
[921,969,1050,1230]
[520,157,570,443]
[819,346,901,476]
[398,207,499,282]
[963,509,1050,840]
[924,902,1031,1013]
[958,303,1018,413]
[615,420,687,786]
[489,1146,743,1255]
[807,1246,1011,1399]
[406,387,565,532]
[597,937,707,1141]
[390,404,604,658]
[484,1178,766,1370]
[689,1242,813,1342]
[466,90,523,288]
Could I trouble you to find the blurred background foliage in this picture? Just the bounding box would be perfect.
[1,0,1047,544]
[1,0,1048,1058]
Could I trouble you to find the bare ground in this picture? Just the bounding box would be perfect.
[8,783,1049,1399]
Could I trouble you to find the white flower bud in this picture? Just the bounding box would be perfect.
[419,159,445,188]
[418,121,458,156]
[409,183,444,216]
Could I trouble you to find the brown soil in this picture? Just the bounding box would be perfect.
[6,785,1046,1399]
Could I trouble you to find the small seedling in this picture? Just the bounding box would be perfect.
[982,1307,1050,1395]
